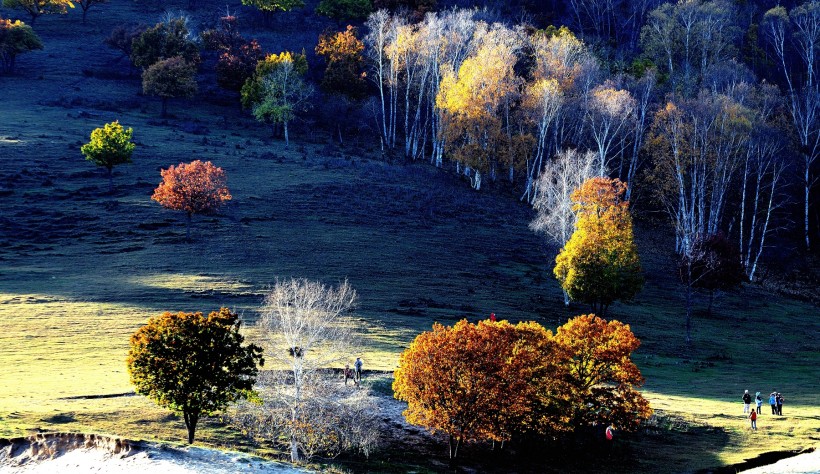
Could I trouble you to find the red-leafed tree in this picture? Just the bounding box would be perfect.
[151,160,231,241]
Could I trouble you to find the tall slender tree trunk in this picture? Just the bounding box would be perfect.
[284,121,290,147]
[685,279,693,345]
[805,160,811,251]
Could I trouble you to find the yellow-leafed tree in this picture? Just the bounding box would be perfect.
[554,177,643,315]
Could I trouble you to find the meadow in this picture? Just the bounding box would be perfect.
[0,1,818,472]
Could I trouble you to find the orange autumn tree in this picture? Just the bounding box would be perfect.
[151,160,231,241]
[554,314,652,432]
[554,177,643,315]
[393,319,557,459]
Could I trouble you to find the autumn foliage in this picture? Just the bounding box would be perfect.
[393,315,650,458]
[554,177,643,314]
[0,17,43,74]
[127,308,263,444]
[151,160,231,241]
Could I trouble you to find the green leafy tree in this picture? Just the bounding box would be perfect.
[142,56,198,117]
[130,18,200,70]
[80,121,135,194]
[127,308,263,444]
[240,51,307,109]
[0,17,43,74]
[2,0,73,24]
[252,53,313,146]
[554,177,643,315]
[241,0,304,26]
[316,0,372,21]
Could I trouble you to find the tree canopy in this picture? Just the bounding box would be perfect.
[554,177,643,314]
[0,17,42,74]
[127,308,263,444]
[2,0,73,24]
[80,120,135,194]
[130,18,200,70]
[142,56,198,117]
[151,160,231,241]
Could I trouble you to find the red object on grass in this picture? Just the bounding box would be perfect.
[489,313,496,322]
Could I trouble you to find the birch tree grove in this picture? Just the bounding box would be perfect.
[764,3,820,251]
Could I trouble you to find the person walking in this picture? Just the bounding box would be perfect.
[776,393,783,416]
[748,408,757,431]
[755,392,763,414]
[354,357,363,382]
[343,364,353,386]
[742,390,752,414]
[769,392,777,415]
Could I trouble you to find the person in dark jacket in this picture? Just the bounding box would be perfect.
[742,390,752,414]
[776,393,783,416]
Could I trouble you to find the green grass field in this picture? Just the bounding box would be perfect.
[0,2,818,472]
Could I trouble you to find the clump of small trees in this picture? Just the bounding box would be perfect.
[393,314,651,459]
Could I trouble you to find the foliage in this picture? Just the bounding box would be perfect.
[240,51,307,110]
[678,232,746,314]
[0,17,42,74]
[436,31,523,189]
[126,308,263,444]
[240,0,303,13]
[151,160,231,240]
[216,41,264,92]
[554,177,643,315]
[105,24,147,59]
[553,314,652,432]
[394,316,652,456]
[252,53,314,146]
[315,25,368,99]
[80,121,135,193]
[130,18,200,70]
[393,319,558,458]
[141,56,198,117]
[1,0,73,24]
[316,0,373,21]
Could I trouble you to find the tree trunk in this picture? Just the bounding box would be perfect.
[186,212,192,242]
[183,410,198,444]
[685,280,692,345]
[284,121,290,147]
[448,435,461,460]
[161,97,168,118]
[107,167,113,195]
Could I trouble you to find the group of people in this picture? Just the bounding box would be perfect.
[742,389,785,431]
[344,357,364,386]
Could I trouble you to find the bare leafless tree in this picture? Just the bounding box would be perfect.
[257,278,359,463]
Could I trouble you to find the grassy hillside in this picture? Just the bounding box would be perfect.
[0,2,818,472]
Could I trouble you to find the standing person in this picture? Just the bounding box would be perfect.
[755,392,763,414]
[742,390,752,414]
[769,392,777,414]
[776,393,783,416]
[748,408,757,430]
[343,364,353,386]
[354,357,363,382]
